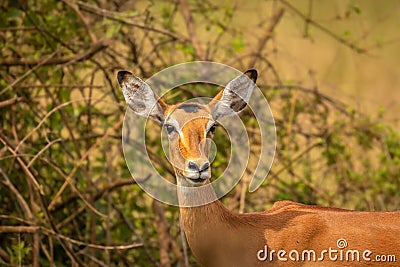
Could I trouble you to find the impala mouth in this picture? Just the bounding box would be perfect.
[185,176,207,185]
[177,171,209,186]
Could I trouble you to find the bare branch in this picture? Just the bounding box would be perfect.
[0,134,44,195]
[178,0,205,60]
[0,39,112,67]
[250,8,285,67]
[0,226,143,250]
[0,97,23,108]
[152,200,172,267]
[60,0,97,43]
[47,117,124,212]
[0,226,39,233]
[76,0,185,41]
[0,167,34,220]
[280,0,366,53]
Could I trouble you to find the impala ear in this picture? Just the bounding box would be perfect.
[210,69,257,121]
[117,71,167,125]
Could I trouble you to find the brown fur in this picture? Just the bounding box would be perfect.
[180,189,400,266]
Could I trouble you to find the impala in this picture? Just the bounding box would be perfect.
[117,69,400,266]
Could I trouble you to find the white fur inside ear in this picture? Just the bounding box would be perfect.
[225,73,254,103]
[121,76,164,124]
[212,101,234,120]
[122,76,153,114]
[212,73,255,120]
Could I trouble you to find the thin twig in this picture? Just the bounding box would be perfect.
[0,134,44,195]
[76,0,184,41]
[0,226,143,250]
[60,0,97,43]
[43,227,143,250]
[0,50,60,96]
[178,0,205,60]
[27,138,62,168]
[53,177,141,213]
[280,0,366,53]
[111,202,158,265]
[17,84,103,89]
[0,26,36,31]
[0,97,23,108]
[260,84,350,115]
[250,8,285,67]
[269,140,322,181]
[0,40,111,67]
[0,167,34,220]
[47,116,124,212]
[152,200,172,267]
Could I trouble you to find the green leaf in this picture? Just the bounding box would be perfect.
[231,34,245,52]
[106,23,122,38]
[351,5,361,15]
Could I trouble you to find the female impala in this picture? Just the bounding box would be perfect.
[117,69,400,266]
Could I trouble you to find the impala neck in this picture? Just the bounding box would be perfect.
[177,179,236,262]
[177,182,232,230]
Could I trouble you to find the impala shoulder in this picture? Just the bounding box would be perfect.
[268,200,351,215]
[270,200,301,210]
[268,200,311,214]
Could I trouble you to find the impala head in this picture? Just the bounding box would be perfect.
[118,69,257,187]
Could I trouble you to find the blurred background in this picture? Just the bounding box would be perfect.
[0,0,399,266]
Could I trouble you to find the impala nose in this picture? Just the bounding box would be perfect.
[187,159,210,173]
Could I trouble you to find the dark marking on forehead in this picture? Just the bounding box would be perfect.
[177,103,203,113]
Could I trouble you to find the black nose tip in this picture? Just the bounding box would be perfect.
[187,161,210,173]
[200,162,210,172]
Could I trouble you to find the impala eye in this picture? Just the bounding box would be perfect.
[164,124,176,134]
[208,124,217,135]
